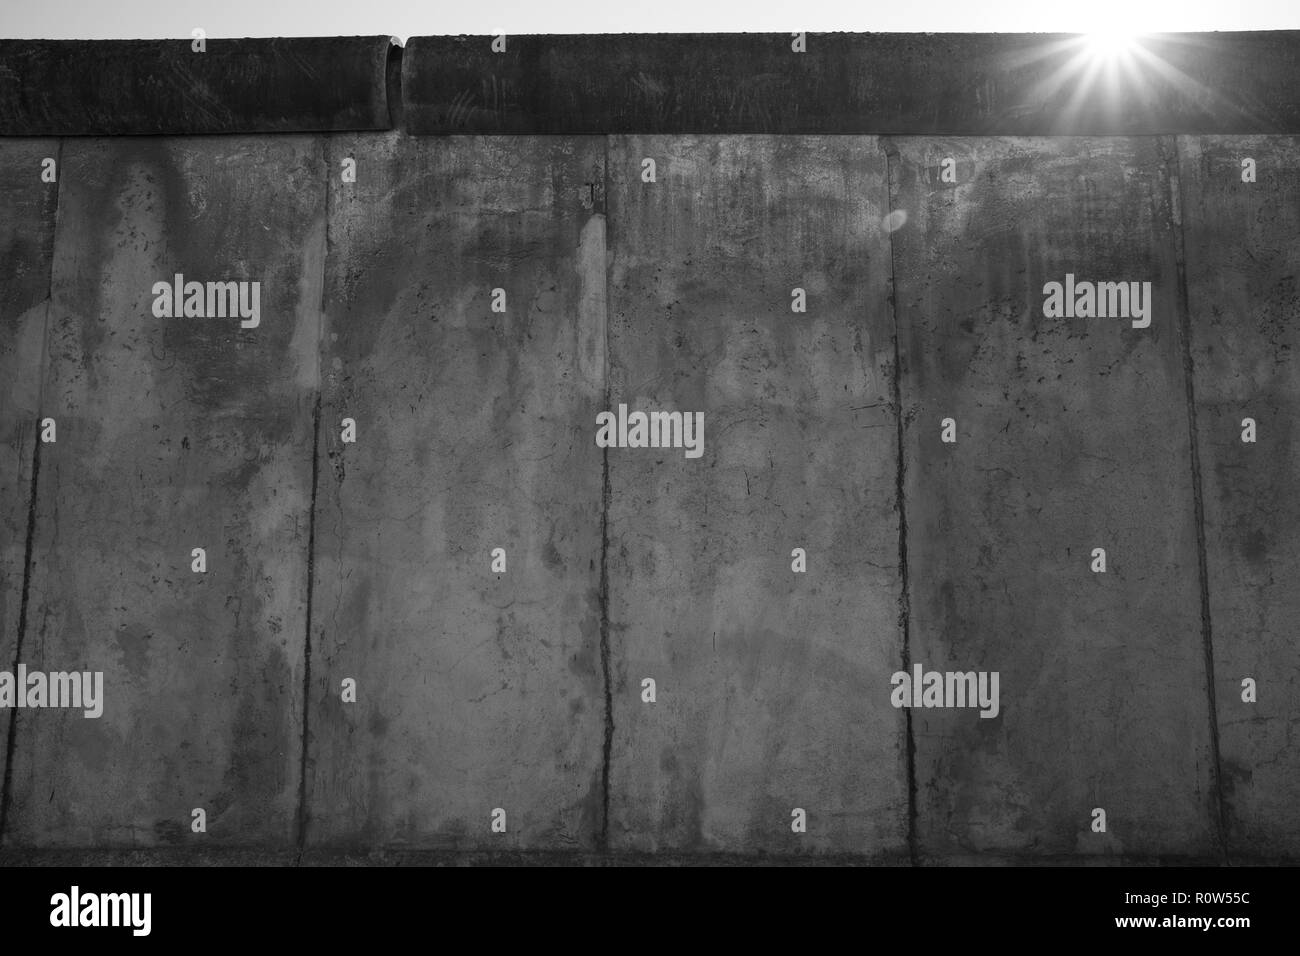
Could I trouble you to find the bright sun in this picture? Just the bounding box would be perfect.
[1085,29,1140,61]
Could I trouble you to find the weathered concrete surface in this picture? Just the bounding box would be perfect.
[1179,135,1300,859]
[0,140,58,826]
[404,33,1300,136]
[5,137,324,846]
[889,137,1218,859]
[0,38,394,136]
[305,134,606,850]
[605,136,907,856]
[4,33,1300,139]
[0,75,1296,861]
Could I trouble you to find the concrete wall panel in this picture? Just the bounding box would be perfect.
[6,137,324,847]
[605,135,908,856]
[1179,135,1300,858]
[305,133,607,850]
[889,136,1218,859]
[0,139,59,820]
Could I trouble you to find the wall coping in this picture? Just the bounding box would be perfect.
[3,33,1299,136]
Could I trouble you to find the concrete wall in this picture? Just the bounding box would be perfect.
[1,34,1297,863]
[0,139,57,837]
[7,138,322,848]
[890,137,1215,860]
[1179,136,1300,858]
[605,136,906,857]
[307,133,607,850]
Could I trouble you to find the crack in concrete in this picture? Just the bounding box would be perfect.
[0,394,45,849]
[1161,135,1230,865]
[295,391,322,863]
[294,142,332,865]
[597,135,614,852]
[0,137,62,848]
[882,139,919,866]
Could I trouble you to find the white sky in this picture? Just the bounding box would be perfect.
[1,0,1296,40]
